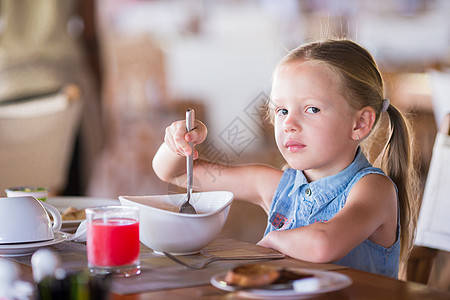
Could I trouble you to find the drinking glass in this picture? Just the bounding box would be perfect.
[86,206,140,277]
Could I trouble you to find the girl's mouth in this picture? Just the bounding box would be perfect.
[285,140,305,152]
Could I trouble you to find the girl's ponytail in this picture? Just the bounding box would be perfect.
[381,104,420,263]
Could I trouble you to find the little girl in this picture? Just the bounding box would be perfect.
[153,39,419,278]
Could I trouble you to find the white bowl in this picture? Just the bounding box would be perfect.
[119,191,234,255]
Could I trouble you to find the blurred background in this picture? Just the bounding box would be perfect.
[0,0,449,289]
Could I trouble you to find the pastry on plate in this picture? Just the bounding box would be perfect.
[224,263,315,288]
[61,206,86,221]
[224,264,280,288]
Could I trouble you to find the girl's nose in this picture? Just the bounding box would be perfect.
[283,114,300,133]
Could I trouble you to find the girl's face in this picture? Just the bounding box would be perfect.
[271,61,359,181]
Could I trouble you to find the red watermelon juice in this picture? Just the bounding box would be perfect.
[86,206,140,276]
[87,218,139,266]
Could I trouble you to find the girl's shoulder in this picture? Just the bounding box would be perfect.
[349,166,394,190]
[344,166,397,206]
[347,168,397,206]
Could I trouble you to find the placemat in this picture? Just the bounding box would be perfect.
[113,238,287,295]
[7,241,88,268]
[6,238,347,295]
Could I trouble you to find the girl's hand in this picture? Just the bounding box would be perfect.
[164,120,207,160]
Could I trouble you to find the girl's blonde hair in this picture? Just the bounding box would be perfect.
[278,39,419,263]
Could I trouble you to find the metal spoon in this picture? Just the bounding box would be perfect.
[179,108,197,214]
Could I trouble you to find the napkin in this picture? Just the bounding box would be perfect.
[66,220,87,242]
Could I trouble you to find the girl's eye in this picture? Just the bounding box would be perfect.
[276,108,288,116]
[306,107,320,114]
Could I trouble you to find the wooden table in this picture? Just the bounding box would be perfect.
[10,238,450,299]
[108,262,450,300]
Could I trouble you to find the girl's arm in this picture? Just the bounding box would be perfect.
[258,173,397,262]
[191,161,282,212]
[152,120,283,212]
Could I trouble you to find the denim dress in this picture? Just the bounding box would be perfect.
[264,148,400,278]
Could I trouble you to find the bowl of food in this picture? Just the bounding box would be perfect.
[119,191,234,255]
[5,186,49,201]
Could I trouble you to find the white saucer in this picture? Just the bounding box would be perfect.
[0,232,67,257]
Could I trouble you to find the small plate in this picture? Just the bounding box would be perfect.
[210,268,352,299]
[46,196,120,232]
[0,232,67,257]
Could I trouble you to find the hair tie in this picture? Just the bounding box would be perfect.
[381,98,390,113]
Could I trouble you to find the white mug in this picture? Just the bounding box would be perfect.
[0,196,62,244]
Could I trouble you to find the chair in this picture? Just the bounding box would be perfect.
[0,84,83,196]
[409,113,450,284]
[428,69,450,129]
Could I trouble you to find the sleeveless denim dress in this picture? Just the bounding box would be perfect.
[264,148,400,278]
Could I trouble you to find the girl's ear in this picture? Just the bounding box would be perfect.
[352,106,376,141]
